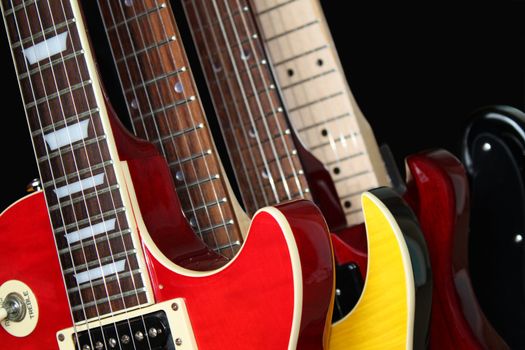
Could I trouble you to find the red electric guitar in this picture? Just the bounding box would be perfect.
[0,1,335,349]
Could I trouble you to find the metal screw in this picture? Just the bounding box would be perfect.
[135,331,144,341]
[82,345,91,350]
[175,338,183,346]
[58,334,65,342]
[95,341,104,350]
[108,338,117,348]
[515,234,523,243]
[121,335,130,345]
[482,142,492,151]
[335,288,341,296]
[171,302,179,311]
[148,327,158,338]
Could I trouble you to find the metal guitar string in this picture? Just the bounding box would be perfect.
[125,0,235,256]
[100,0,234,258]
[38,0,143,348]
[182,0,272,213]
[231,0,307,200]
[147,0,237,256]
[206,0,297,204]
[48,1,147,348]
[8,1,103,348]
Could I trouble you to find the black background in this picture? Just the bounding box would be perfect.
[0,0,524,212]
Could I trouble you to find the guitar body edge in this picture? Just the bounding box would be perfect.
[405,149,508,349]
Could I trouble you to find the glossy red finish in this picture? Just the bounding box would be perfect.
[0,193,72,349]
[330,230,367,279]
[0,104,334,349]
[405,149,508,349]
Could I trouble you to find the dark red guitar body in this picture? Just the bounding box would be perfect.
[404,149,508,349]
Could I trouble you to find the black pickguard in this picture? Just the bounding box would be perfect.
[462,105,525,349]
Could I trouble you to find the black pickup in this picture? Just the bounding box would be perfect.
[74,310,175,350]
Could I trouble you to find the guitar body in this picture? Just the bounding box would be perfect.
[0,104,335,350]
[405,149,508,349]
[462,105,525,349]
[330,187,431,350]
[0,189,334,350]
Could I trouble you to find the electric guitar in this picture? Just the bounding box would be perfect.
[0,1,336,349]
[179,0,432,348]
[89,3,431,348]
[462,105,525,349]
[250,0,508,348]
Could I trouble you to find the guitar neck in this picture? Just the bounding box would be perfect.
[181,0,312,216]
[0,0,152,323]
[95,0,244,258]
[252,0,390,225]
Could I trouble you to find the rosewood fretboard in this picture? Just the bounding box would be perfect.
[1,0,150,323]
[95,0,243,258]
[182,0,312,216]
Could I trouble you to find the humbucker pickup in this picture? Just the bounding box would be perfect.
[57,298,197,350]
[75,310,170,350]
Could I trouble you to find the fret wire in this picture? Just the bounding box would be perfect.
[71,287,147,312]
[60,228,132,255]
[48,184,120,212]
[124,65,186,93]
[43,0,141,336]
[32,106,99,136]
[3,0,38,16]
[18,48,85,79]
[18,0,140,336]
[255,0,298,16]
[107,1,166,31]
[184,0,275,209]
[12,16,75,48]
[115,34,176,63]
[99,0,237,257]
[232,0,310,201]
[67,269,142,294]
[280,68,336,90]
[37,135,106,163]
[63,249,136,275]
[272,44,328,67]
[133,0,236,256]
[264,19,319,42]
[6,0,104,343]
[50,2,144,334]
[212,0,302,202]
[25,78,92,109]
[43,159,113,187]
[254,0,381,225]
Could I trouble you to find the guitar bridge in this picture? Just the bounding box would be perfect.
[57,299,196,350]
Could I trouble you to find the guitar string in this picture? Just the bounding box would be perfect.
[192,0,308,210]
[259,0,375,219]
[126,0,235,256]
[230,0,307,201]
[207,0,298,203]
[101,0,233,258]
[4,2,91,348]
[49,2,147,347]
[42,0,150,347]
[147,0,237,256]
[40,0,146,348]
[182,1,270,213]
[188,0,286,210]
[11,1,107,348]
